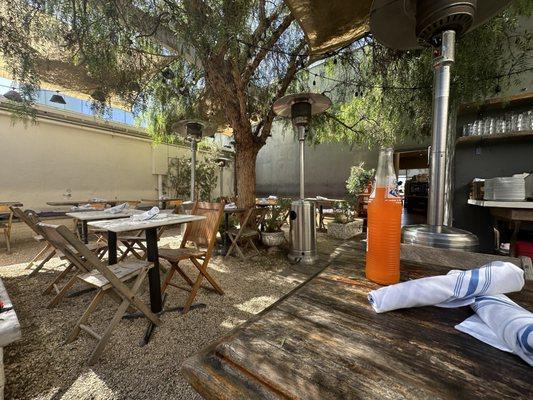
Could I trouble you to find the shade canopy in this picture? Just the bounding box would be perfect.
[284,0,372,57]
[284,0,513,54]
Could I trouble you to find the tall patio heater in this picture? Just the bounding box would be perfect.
[369,0,511,251]
[215,156,231,198]
[173,120,208,202]
[273,93,332,264]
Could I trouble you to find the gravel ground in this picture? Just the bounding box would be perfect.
[0,229,336,400]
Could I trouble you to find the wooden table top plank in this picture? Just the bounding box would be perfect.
[88,214,205,232]
[66,209,140,220]
[183,254,533,400]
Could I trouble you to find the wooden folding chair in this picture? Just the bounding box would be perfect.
[117,205,181,261]
[159,201,225,314]
[33,222,108,308]
[0,206,13,253]
[37,223,161,365]
[10,207,57,275]
[225,207,266,259]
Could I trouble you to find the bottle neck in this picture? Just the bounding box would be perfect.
[375,148,395,188]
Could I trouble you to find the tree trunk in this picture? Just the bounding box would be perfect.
[234,140,258,209]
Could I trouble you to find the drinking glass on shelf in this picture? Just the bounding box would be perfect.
[483,117,495,135]
[494,116,505,133]
[522,111,533,131]
[509,114,516,132]
[517,113,524,131]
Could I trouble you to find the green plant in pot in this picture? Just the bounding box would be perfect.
[261,198,291,251]
[346,162,375,200]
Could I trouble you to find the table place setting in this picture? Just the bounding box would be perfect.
[368,261,532,366]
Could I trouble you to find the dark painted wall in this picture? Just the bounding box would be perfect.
[452,134,533,252]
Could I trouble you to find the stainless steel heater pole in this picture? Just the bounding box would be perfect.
[297,125,306,200]
[190,140,197,202]
[220,166,224,198]
[428,30,455,227]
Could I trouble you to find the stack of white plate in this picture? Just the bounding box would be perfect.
[484,173,533,201]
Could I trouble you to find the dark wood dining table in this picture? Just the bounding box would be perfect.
[182,245,533,399]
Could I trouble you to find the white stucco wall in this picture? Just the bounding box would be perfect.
[0,107,233,211]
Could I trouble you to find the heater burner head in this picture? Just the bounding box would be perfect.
[370,0,513,50]
[172,119,207,141]
[273,92,332,122]
[291,101,312,126]
[416,0,475,44]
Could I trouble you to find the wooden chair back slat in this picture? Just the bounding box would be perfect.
[37,223,93,272]
[10,207,41,235]
[181,202,224,251]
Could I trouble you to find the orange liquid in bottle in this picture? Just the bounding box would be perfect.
[365,187,402,285]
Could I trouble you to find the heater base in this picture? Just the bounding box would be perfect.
[402,224,478,252]
[288,249,319,265]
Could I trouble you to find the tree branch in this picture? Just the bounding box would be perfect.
[255,39,307,147]
[242,12,294,83]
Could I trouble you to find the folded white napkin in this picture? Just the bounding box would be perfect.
[368,261,525,313]
[71,203,94,211]
[104,202,129,214]
[456,294,533,366]
[225,203,237,210]
[130,206,159,222]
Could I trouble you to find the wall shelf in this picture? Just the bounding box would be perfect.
[459,92,533,115]
[456,130,533,145]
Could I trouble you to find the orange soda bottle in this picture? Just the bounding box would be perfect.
[365,147,403,285]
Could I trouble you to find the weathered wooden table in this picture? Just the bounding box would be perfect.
[66,209,141,243]
[182,248,532,399]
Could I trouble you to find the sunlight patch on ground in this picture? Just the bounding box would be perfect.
[61,370,115,400]
[219,316,247,330]
[234,295,278,314]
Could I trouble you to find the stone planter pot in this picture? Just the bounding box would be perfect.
[261,231,286,247]
[327,219,363,240]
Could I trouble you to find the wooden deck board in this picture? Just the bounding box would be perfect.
[183,246,533,399]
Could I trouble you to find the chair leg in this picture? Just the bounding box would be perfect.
[175,265,194,287]
[29,248,57,278]
[234,242,246,259]
[190,257,224,295]
[224,235,237,259]
[47,275,77,308]
[182,271,205,314]
[4,229,10,254]
[160,264,177,294]
[66,289,105,344]
[26,243,51,270]
[87,270,147,365]
[43,263,74,295]
[249,238,260,256]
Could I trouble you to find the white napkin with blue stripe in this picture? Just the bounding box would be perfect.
[368,261,525,313]
[130,206,159,222]
[455,294,533,366]
[104,202,129,214]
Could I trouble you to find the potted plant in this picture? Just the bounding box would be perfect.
[327,201,363,240]
[346,162,375,217]
[261,198,291,251]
